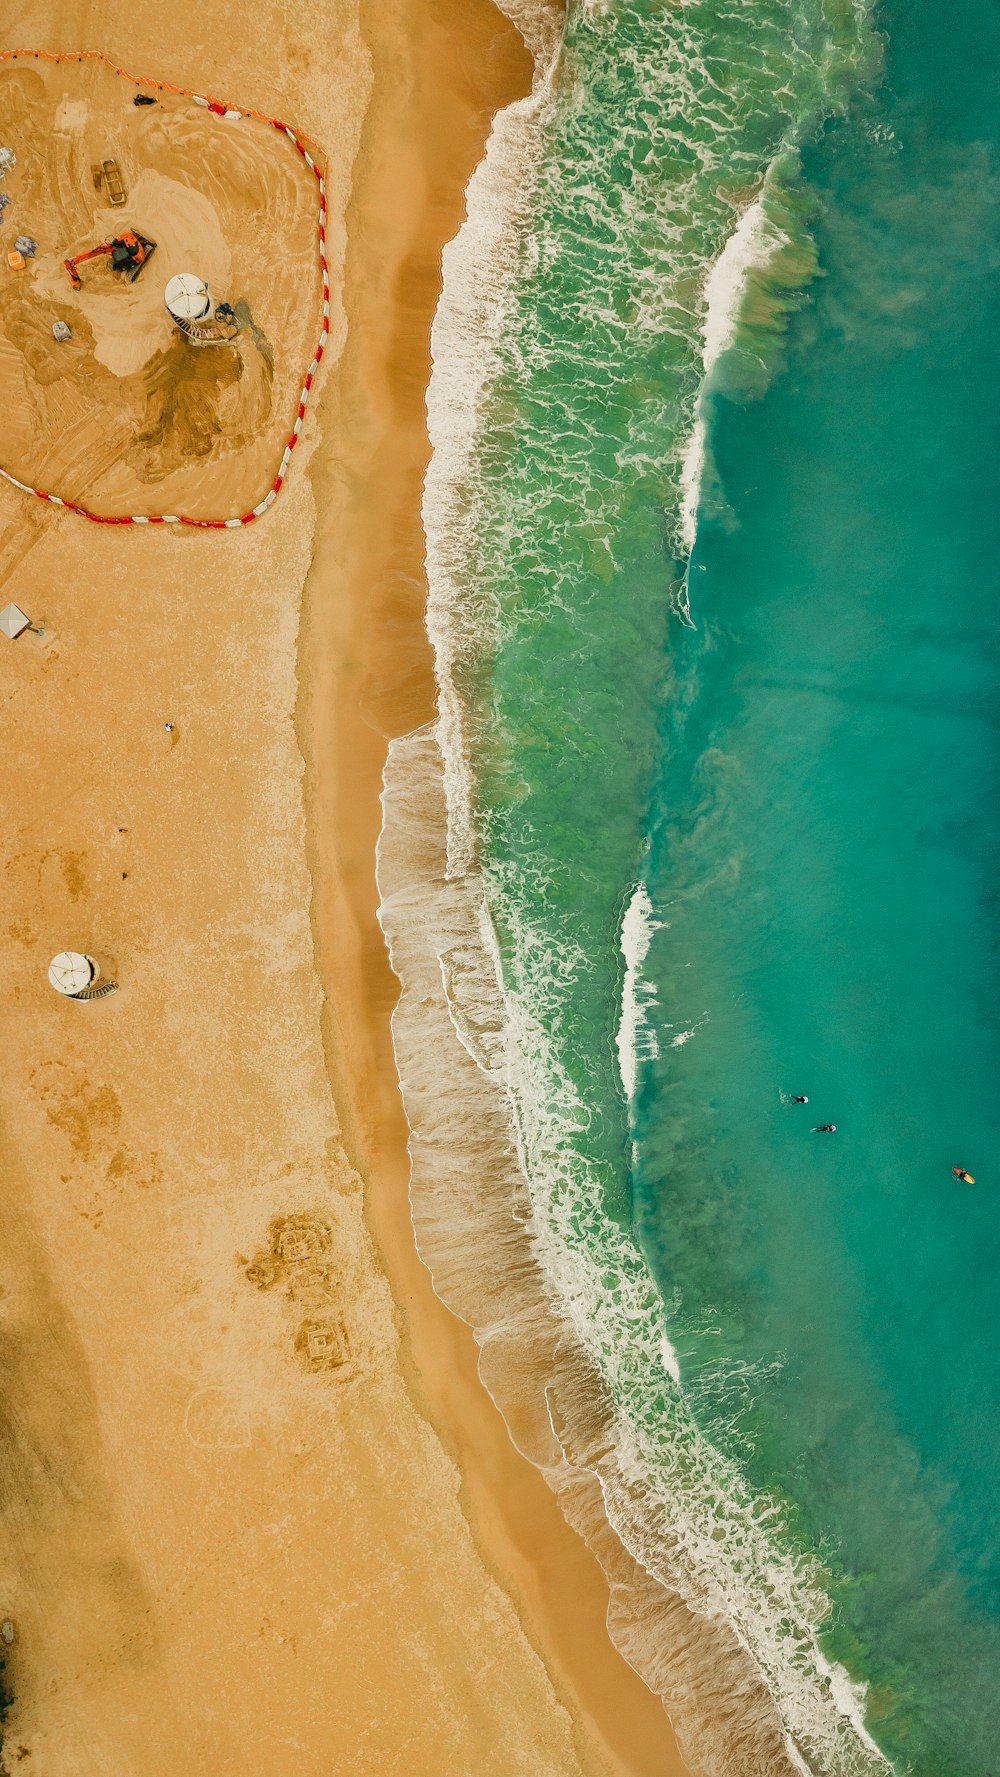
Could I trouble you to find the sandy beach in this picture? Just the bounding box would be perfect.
[0,1,692,1773]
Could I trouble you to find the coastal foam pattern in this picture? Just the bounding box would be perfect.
[382,2,910,1774]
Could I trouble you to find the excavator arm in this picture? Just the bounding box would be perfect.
[63,240,113,290]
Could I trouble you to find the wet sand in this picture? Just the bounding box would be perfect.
[0,1,694,1772]
[301,2,692,1774]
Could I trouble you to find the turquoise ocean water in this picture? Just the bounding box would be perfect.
[415,1,1000,1770]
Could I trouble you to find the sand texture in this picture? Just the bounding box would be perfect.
[0,1,693,1773]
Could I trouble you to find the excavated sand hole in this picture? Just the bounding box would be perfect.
[0,56,323,520]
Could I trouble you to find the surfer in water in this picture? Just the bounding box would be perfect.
[953,1167,975,1184]
[812,1124,837,1133]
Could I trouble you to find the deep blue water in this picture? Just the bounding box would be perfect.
[635,2,1000,1768]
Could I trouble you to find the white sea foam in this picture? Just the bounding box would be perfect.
[616,882,662,1101]
[383,2,894,1774]
[660,1332,682,1387]
[424,3,562,877]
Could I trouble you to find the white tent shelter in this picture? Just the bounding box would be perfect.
[48,952,98,996]
[165,273,211,323]
[0,603,30,640]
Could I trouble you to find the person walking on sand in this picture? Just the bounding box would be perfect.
[812,1124,837,1133]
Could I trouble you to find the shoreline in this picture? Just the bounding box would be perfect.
[297,1,693,1773]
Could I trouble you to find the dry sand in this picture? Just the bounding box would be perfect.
[0,1,694,1773]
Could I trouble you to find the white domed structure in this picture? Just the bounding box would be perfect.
[48,951,98,996]
[164,273,211,323]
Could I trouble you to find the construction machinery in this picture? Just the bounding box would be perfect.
[91,158,127,205]
[63,229,156,291]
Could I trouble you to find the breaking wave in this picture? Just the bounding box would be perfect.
[616,882,661,1105]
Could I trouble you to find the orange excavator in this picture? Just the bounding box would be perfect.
[63,229,156,291]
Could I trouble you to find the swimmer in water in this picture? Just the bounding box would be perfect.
[812,1124,837,1134]
[790,1095,809,1105]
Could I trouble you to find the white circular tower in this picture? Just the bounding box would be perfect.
[164,273,211,324]
[48,952,99,996]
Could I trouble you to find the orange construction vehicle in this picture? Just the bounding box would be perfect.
[63,229,156,291]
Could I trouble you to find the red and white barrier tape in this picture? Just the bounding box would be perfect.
[0,50,329,529]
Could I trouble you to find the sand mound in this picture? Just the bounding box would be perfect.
[0,56,322,520]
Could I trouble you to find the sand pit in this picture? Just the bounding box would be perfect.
[0,53,325,522]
